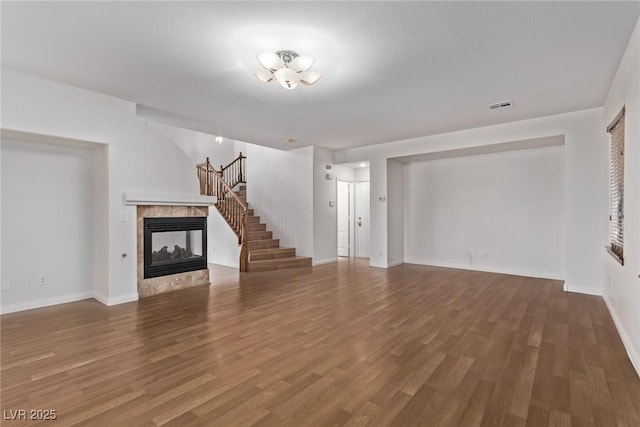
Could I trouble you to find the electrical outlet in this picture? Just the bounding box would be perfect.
[483,251,489,259]
[1,279,11,291]
[39,275,48,286]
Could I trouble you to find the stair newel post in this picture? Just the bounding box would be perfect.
[221,172,226,205]
[233,161,237,186]
[239,210,249,272]
[239,152,244,183]
[200,168,205,195]
[233,201,237,228]
[205,157,212,196]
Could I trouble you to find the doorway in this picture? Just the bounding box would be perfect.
[355,181,370,258]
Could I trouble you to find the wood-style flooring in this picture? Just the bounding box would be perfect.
[1,259,639,426]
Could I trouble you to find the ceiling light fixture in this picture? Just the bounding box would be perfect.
[215,136,223,144]
[254,50,321,90]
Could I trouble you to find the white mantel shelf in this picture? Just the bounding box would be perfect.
[123,192,217,206]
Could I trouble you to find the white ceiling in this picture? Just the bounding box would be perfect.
[2,1,639,151]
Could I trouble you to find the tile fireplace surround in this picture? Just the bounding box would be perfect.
[136,205,210,297]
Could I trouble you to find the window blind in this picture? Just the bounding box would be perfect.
[607,108,625,263]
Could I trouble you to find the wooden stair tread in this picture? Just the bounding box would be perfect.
[248,239,279,250]
[247,256,312,272]
[249,256,311,264]
[249,247,296,261]
[248,230,273,241]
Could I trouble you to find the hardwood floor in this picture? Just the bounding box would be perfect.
[2,259,639,426]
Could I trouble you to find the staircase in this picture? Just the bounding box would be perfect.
[197,155,312,273]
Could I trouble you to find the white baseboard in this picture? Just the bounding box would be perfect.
[1,291,94,315]
[604,296,640,379]
[563,283,601,296]
[403,258,564,281]
[94,293,139,306]
[313,258,337,266]
[387,260,404,268]
[93,292,108,305]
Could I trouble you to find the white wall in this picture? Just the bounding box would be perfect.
[335,108,605,293]
[356,167,370,182]
[387,160,404,267]
[312,147,356,265]
[368,158,388,268]
[147,121,235,167]
[603,17,640,376]
[245,144,314,257]
[147,121,241,267]
[313,149,337,265]
[404,146,565,279]
[92,144,109,302]
[208,206,240,268]
[2,69,199,306]
[1,139,94,313]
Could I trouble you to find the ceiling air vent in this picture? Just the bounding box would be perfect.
[487,100,513,110]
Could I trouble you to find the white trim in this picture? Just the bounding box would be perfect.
[1,127,106,149]
[564,283,601,296]
[93,292,109,306]
[313,258,337,266]
[388,260,404,268]
[604,295,640,378]
[123,192,216,206]
[1,292,94,314]
[94,293,139,306]
[403,258,565,282]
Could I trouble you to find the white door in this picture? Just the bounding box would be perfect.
[337,180,350,257]
[356,181,370,258]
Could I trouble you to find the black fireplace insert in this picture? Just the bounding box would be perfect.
[143,217,207,279]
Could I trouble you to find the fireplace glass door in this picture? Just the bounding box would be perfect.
[144,217,207,278]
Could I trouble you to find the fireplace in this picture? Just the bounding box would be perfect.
[143,217,207,279]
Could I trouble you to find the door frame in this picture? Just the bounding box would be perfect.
[336,179,353,257]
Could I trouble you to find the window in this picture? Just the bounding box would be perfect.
[606,108,625,264]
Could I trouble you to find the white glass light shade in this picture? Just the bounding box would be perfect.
[300,71,322,86]
[275,68,301,90]
[289,55,315,73]
[257,52,284,71]
[254,69,274,83]
[215,136,223,144]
